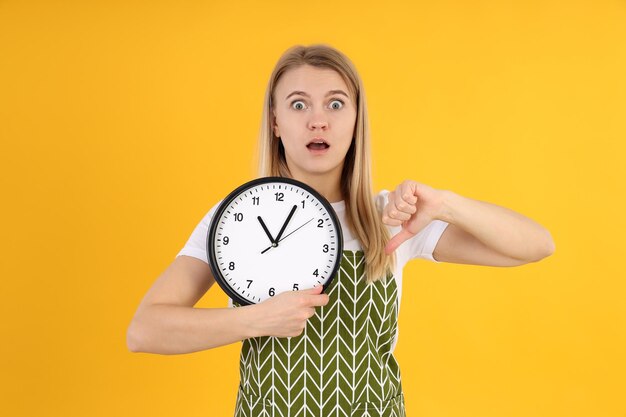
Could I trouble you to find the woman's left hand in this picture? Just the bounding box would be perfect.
[382,180,447,255]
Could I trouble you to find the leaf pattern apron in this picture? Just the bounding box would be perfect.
[232,250,406,417]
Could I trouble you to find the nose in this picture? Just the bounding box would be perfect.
[308,109,328,130]
[309,120,328,130]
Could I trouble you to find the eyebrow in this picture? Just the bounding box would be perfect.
[285,90,350,100]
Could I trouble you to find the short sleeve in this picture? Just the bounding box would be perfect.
[376,189,450,263]
[406,219,450,262]
[176,199,234,308]
[176,199,223,264]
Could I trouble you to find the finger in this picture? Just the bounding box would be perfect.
[400,181,418,206]
[307,292,330,307]
[385,229,415,255]
[382,211,404,226]
[303,307,317,318]
[383,203,410,223]
[302,284,324,294]
[391,186,416,216]
[386,204,412,221]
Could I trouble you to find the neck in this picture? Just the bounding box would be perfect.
[289,167,343,203]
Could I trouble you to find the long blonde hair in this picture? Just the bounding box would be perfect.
[257,44,395,284]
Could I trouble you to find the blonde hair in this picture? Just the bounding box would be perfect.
[257,44,395,284]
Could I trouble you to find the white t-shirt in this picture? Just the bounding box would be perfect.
[176,190,450,351]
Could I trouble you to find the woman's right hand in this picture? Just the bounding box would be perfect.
[251,285,330,338]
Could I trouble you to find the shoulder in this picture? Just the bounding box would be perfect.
[374,189,391,213]
[374,188,404,238]
[200,198,225,224]
[183,198,226,235]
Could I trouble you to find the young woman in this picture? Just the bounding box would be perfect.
[127,44,555,417]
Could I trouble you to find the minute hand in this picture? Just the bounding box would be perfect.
[260,217,313,254]
[277,218,314,243]
[274,205,297,244]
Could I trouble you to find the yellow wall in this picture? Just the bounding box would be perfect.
[1,1,624,416]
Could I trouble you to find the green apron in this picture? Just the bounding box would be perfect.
[232,250,406,417]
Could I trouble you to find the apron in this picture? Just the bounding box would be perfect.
[232,250,406,417]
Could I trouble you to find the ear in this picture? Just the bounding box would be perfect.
[272,110,280,138]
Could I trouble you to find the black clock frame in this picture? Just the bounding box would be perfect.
[207,176,344,306]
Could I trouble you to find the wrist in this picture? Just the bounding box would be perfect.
[238,303,263,339]
[438,190,459,224]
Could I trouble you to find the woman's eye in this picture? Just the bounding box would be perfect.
[329,99,344,110]
[291,100,306,110]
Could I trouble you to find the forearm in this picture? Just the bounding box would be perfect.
[127,304,259,355]
[438,190,555,262]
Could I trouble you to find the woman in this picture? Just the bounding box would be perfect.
[127,44,555,417]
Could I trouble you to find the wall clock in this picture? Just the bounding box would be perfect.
[207,177,343,306]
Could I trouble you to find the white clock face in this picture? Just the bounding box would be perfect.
[208,178,342,305]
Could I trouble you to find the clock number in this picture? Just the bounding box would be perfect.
[317,219,324,228]
[229,262,235,270]
[274,192,284,201]
[293,283,299,291]
[323,244,329,253]
[246,280,252,289]
[301,200,305,209]
[313,269,319,277]
[252,196,260,205]
[223,236,229,245]
[269,288,275,297]
[234,213,243,222]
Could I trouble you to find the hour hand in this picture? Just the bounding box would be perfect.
[257,216,276,246]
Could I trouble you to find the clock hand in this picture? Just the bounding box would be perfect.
[257,216,277,246]
[277,217,314,242]
[260,206,296,255]
[274,204,297,244]
[261,217,314,254]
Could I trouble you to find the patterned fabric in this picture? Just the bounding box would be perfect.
[232,250,406,417]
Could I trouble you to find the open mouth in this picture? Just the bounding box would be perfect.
[306,139,330,150]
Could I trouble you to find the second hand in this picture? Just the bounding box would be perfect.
[261,218,314,254]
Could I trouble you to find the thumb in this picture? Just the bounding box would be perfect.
[385,229,414,255]
[303,284,324,293]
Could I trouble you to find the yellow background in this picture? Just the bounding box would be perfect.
[1,0,624,416]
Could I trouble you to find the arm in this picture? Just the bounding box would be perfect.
[383,180,555,266]
[433,190,555,265]
[127,255,332,354]
[126,255,258,355]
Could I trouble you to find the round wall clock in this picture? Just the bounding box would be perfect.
[207,176,343,306]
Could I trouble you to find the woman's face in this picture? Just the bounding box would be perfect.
[272,64,357,180]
